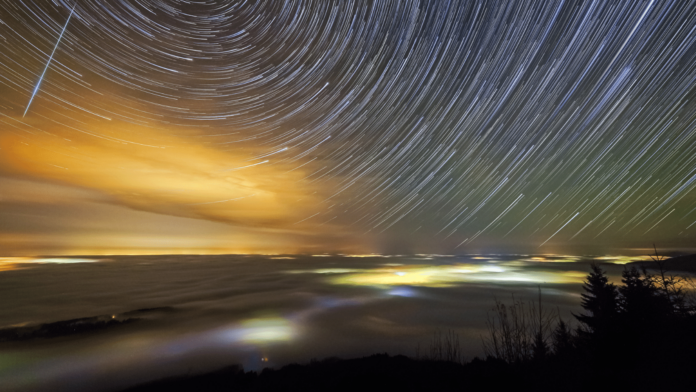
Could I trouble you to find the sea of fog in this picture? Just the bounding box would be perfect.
[0,253,659,392]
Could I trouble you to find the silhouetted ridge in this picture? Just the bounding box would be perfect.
[0,306,174,341]
[122,355,522,392]
[122,306,176,316]
[0,316,137,341]
[628,253,696,272]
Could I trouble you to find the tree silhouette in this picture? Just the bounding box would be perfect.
[550,318,574,359]
[477,257,696,391]
[640,244,691,314]
[482,289,555,364]
[619,266,671,324]
[574,264,618,338]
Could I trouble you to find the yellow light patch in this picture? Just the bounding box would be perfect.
[330,263,587,288]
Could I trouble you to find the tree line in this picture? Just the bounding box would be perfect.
[481,249,696,390]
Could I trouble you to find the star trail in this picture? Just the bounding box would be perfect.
[1,0,696,255]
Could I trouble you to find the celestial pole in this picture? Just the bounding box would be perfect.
[23,5,75,117]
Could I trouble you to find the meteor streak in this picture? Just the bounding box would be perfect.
[23,6,75,117]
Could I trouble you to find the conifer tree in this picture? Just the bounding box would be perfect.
[531,331,549,361]
[551,319,574,358]
[619,266,670,324]
[574,264,618,337]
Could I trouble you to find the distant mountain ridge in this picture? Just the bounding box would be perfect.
[629,253,696,273]
[0,306,173,342]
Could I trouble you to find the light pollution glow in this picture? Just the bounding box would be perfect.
[326,264,587,287]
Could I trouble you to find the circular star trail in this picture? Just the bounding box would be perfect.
[1,0,696,253]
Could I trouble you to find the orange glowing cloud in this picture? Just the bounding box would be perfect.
[0,118,326,231]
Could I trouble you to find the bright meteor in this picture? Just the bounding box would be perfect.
[23,5,75,117]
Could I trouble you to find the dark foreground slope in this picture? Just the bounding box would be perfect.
[122,354,520,392]
[120,349,696,392]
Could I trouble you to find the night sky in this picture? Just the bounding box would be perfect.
[2,0,696,255]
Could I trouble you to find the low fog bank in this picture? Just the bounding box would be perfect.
[0,254,665,392]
